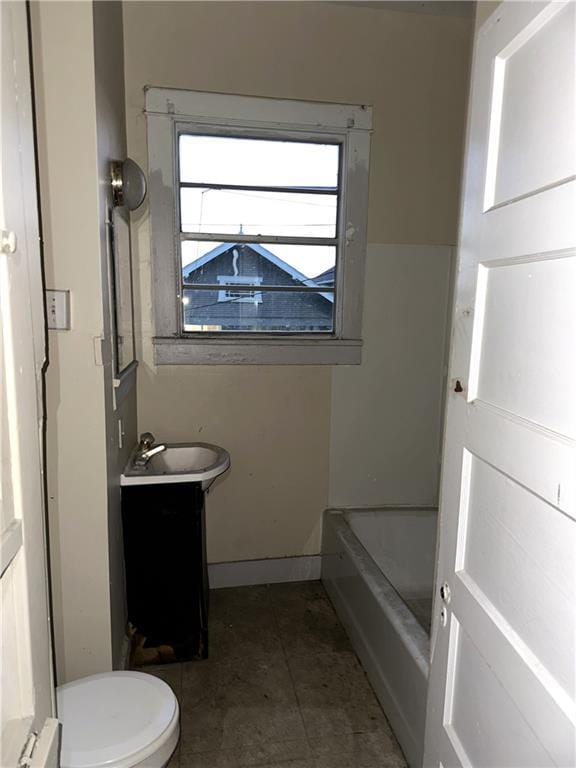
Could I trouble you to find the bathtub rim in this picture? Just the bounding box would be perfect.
[326,507,431,678]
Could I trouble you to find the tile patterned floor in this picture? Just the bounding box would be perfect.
[143,581,407,768]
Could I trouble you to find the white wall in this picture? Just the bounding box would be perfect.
[476,1,502,29]
[32,0,136,683]
[123,1,472,563]
[329,244,454,508]
[346,508,438,597]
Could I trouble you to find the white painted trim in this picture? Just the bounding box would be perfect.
[29,718,59,768]
[112,359,138,410]
[118,633,131,671]
[146,88,371,364]
[145,87,372,131]
[328,503,438,513]
[0,519,23,577]
[154,337,361,365]
[208,555,321,589]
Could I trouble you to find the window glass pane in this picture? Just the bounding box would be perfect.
[179,135,339,189]
[182,241,335,289]
[182,288,334,333]
[180,188,337,238]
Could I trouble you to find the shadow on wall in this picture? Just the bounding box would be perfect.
[329,244,454,509]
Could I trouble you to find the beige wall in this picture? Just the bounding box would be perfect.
[123,1,472,563]
[124,1,471,246]
[32,0,136,683]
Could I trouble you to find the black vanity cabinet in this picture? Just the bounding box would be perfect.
[121,481,209,664]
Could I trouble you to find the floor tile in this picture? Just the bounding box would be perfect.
[257,763,313,768]
[181,656,296,706]
[179,706,306,756]
[276,599,351,658]
[211,585,274,620]
[179,739,310,767]
[209,615,284,664]
[254,763,313,768]
[139,662,183,696]
[182,759,313,768]
[180,657,306,754]
[267,581,327,607]
[210,586,284,663]
[272,583,351,658]
[138,583,406,768]
[309,732,406,767]
[166,744,180,767]
[288,652,390,740]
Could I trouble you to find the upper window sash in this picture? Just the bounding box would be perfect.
[175,126,343,248]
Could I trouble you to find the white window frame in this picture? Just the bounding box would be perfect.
[145,87,372,365]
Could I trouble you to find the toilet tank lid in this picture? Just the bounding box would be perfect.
[57,671,178,768]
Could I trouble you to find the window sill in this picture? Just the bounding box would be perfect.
[153,337,362,365]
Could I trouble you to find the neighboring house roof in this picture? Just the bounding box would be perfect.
[183,242,334,303]
[313,266,335,286]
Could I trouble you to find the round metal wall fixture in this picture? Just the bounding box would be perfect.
[110,158,147,211]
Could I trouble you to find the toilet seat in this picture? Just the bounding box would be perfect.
[57,671,179,768]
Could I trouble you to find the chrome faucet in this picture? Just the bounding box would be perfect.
[134,432,167,466]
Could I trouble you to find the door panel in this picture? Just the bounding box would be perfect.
[474,256,576,436]
[424,3,576,766]
[465,402,575,517]
[446,618,552,768]
[462,455,575,696]
[486,2,575,208]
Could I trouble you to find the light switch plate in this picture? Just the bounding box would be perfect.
[45,289,70,330]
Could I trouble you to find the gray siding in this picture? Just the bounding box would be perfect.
[183,244,333,331]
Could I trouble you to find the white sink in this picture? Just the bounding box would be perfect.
[121,442,230,489]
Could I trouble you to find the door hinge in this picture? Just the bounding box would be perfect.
[18,732,38,767]
[17,720,59,768]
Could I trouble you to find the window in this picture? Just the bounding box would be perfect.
[217,276,262,305]
[146,89,372,364]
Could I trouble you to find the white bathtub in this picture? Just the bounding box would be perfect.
[321,507,437,768]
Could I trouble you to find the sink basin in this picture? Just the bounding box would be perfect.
[120,442,230,489]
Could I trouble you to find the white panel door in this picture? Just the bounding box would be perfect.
[423,3,576,767]
[0,2,58,766]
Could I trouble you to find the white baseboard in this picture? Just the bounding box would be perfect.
[208,555,321,589]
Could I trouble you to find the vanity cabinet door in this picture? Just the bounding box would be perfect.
[122,482,209,664]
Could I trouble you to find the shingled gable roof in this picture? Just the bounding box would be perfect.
[313,266,335,286]
[182,242,334,303]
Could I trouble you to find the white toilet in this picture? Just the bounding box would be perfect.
[57,671,180,768]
